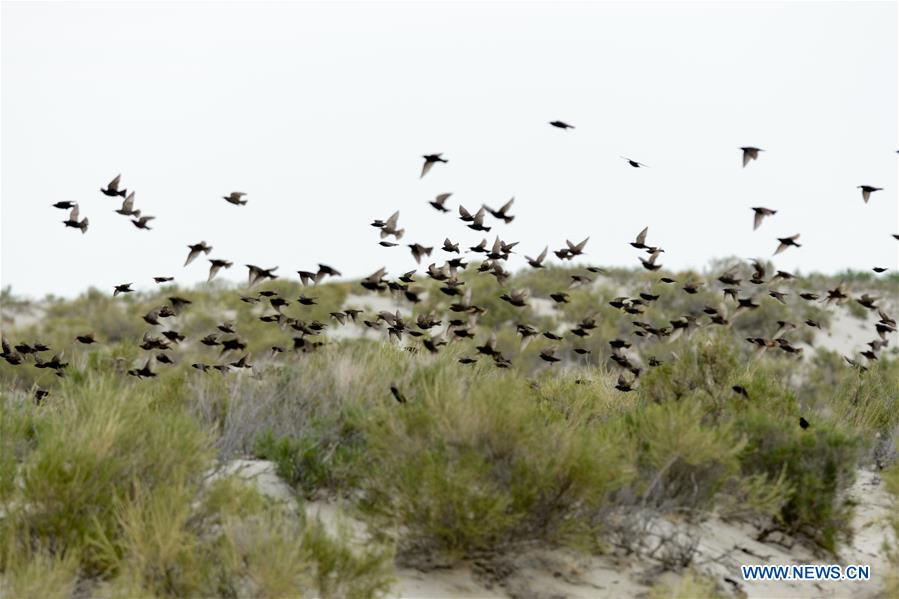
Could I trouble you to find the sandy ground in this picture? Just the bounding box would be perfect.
[220,459,895,599]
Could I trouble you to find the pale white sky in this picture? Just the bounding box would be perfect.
[2,1,897,298]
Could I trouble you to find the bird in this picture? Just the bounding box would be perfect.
[246,265,278,286]
[185,242,213,266]
[131,216,155,230]
[857,186,882,204]
[631,227,649,249]
[526,247,548,268]
[154,276,174,284]
[208,259,233,282]
[52,201,77,210]
[100,174,127,197]
[615,374,635,392]
[390,385,407,404]
[467,207,491,232]
[549,121,574,129]
[751,207,776,231]
[441,238,460,254]
[113,283,133,296]
[429,193,452,213]
[621,156,649,168]
[408,244,433,264]
[799,416,810,430]
[774,235,801,255]
[115,192,141,217]
[873,267,888,273]
[223,192,248,206]
[62,205,88,233]
[420,153,447,178]
[740,147,763,167]
[377,211,404,240]
[75,333,97,344]
[485,198,515,224]
[565,237,589,258]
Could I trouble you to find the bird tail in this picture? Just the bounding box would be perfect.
[118,189,128,197]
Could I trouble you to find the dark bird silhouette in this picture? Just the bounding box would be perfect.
[113,283,133,296]
[208,259,233,282]
[732,385,750,399]
[615,374,635,392]
[223,191,248,206]
[539,347,561,363]
[154,276,174,284]
[751,207,776,231]
[52,201,77,210]
[630,227,649,249]
[115,192,141,217]
[467,207,491,232]
[621,156,649,168]
[127,358,157,379]
[430,193,452,212]
[62,205,89,233]
[246,265,278,286]
[873,267,888,273]
[131,216,155,230]
[75,333,97,344]
[390,385,407,404]
[408,243,433,264]
[740,147,763,168]
[526,246,548,268]
[774,234,801,255]
[799,416,809,430]
[549,120,574,129]
[100,174,127,197]
[420,153,447,178]
[485,198,515,224]
[857,186,882,204]
[185,242,212,266]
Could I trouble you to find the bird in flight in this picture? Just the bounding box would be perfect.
[740,147,763,167]
[185,242,213,266]
[429,193,452,213]
[774,234,801,255]
[101,174,127,197]
[751,207,776,230]
[857,186,882,204]
[223,192,248,206]
[115,192,141,218]
[62,205,88,233]
[621,156,649,168]
[131,215,155,230]
[549,121,574,129]
[420,153,447,178]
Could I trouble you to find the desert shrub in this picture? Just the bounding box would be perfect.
[355,369,634,559]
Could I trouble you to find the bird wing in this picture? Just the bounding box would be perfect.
[753,211,764,230]
[108,174,121,190]
[635,227,648,245]
[185,248,200,266]
[497,197,514,214]
[536,246,548,262]
[385,211,400,229]
[420,160,434,178]
[122,192,134,211]
[69,205,80,221]
[435,193,452,204]
[861,188,871,203]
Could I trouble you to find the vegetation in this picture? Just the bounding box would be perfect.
[1,266,896,595]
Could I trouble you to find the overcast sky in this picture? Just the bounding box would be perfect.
[2,1,897,299]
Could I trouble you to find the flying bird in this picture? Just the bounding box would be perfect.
[751,207,776,230]
[208,259,233,282]
[429,193,452,213]
[131,216,155,230]
[52,201,77,210]
[740,147,763,168]
[549,121,574,129]
[857,186,882,203]
[113,283,133,296]
[185,242,212,266]
[62,205,89,233]
[420,153,447,178]
[773,234,801,255]
[115,192,140,217]
[100,174,127,197]
[621,156,649,168]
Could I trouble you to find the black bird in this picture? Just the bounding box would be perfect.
[127,358,157,379]
[857,186,882,204]
[113,283,133,296]
[115,192,141,217]
[420,153,447,178]
[408,243,433,264]
[429,193,452,212]
[223,191,248,206]
[799,416,810,430]
[751,207,776,231]
[615,374,635,392]
[630,227,649,249]
[621,156,649,168]
[873,267,888,273]
[185,242,213,266]
[390,385,407,404]
[52,201,77,210]
[774,234,801,255]
[75,333,97,345]
[549,120,574,129]
[732,385,750,399]
[100,174,127,197]
[131,216,155,230]
[485,198,515,224]
[62,205,89,233]
[740,147,763,168]
[246,264,278,286]
[208,259,233,282]
[526,246,548,268]
[154,276,174,283]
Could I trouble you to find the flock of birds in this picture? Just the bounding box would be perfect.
[3,122,899,411]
